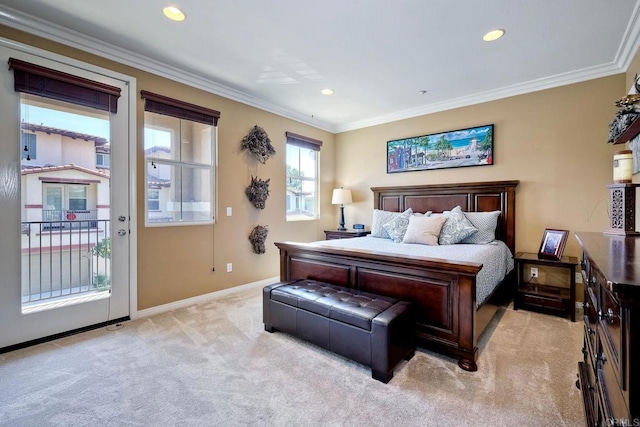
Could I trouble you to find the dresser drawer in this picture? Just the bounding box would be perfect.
[599,286,622,376]
[597,339,630,423]
[584,317,598,372]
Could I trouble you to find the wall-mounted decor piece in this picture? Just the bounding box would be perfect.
[245,176,270,209]
[241,125,276,164]
[387,124,493,173]
[537,228,569,261]
[249,225,269,254]
[608,89,640,145]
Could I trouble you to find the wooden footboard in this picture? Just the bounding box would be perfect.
[275,241,484,370]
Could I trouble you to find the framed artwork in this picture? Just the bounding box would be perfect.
[537,228,569,261]
[387,124,493,173]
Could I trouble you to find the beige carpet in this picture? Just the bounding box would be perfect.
[0,287,584,426]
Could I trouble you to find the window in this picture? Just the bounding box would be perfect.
[20,132,36,160]
[141,91,220,226]
[96,153,110,168]
[147,189,160,211]
[286,132,322,221]
[68,185,88,210]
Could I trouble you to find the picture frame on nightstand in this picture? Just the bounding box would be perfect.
[537,228,569,261]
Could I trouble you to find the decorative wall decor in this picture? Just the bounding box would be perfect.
[249,225,269,254]
[245,176,270,209]
[608,94,640,145]
[387,124,493,173]
[241,125,276,163]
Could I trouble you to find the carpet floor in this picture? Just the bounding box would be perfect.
[0,286,585,426]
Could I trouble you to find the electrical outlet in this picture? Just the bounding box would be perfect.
[575,272,583,284]
[530,267,538,278]
[226,262,232,273]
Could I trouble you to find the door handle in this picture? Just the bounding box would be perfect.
[117,229,127,236]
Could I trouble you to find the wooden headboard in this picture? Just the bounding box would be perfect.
[371,180,519,254]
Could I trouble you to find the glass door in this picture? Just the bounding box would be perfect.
[0,44,132,349]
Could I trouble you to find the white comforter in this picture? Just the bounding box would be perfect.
[311,236,514,306]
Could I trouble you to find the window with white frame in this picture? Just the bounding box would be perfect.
[286,132,322,221]
[96,153,110,168]
[141,91,220,226]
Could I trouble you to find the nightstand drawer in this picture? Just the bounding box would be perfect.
[324,230,370,240]
[521,293,565,310]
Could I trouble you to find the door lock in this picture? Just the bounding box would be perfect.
[118,215,126,222]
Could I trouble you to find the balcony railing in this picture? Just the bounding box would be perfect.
[21,218,111,304]
[41,209,98,229]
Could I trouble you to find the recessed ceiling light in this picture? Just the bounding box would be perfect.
[483,29,505,42]
[163,6,186,21]
[321,88,334,95]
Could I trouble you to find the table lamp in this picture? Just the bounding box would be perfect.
[331,188,352,231]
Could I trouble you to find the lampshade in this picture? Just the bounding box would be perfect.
[331,188,352,205]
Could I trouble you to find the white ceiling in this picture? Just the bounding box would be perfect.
[0,1,639,133]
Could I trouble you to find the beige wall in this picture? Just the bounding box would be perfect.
[335,75,625,261]
[0,26,336,310]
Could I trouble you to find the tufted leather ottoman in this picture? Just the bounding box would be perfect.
[263,279,415,383]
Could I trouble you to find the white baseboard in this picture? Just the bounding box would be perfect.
[134,276,279,319]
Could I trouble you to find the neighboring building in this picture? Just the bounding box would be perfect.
[20,123,111,301]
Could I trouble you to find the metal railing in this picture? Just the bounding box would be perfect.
[21,219,111,304]
[41,209,98,229]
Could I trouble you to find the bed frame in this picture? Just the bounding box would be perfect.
[274,180,518,371]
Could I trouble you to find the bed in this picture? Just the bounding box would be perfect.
[274,180,518,371]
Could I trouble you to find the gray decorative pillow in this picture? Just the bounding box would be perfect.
[461,210,501,244]
[439,206,478,245]
[371,208,412,239]
[382,209,414,242]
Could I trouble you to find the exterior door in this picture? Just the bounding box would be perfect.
[0,41,134,349]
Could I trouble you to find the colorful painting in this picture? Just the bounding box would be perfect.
[387,124,494,173]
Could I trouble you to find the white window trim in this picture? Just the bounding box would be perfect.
[286,144,319,222]
[143,123,216,227]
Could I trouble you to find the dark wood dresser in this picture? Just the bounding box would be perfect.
[575,232,639,426]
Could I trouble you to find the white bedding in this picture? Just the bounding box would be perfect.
[311,236,514,306]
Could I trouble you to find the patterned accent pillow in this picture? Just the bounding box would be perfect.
[461,210,501,244]
[382,209,414,242]
[438,206,478,245]
[402,215,447,245]
[371,208,412,239]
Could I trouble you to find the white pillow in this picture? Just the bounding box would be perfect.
[402,215,447,246]
[371,208,412,239]
[461,211,501,244]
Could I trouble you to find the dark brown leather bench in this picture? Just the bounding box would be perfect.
[263,279,415,383]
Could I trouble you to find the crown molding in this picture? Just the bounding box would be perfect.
[615,0,640,71]
[0,7,336,133]
[1,4,639,135]
[335,61,624,133]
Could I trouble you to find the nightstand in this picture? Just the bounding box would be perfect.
[324,229,371,240]
[513,252,578,321]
